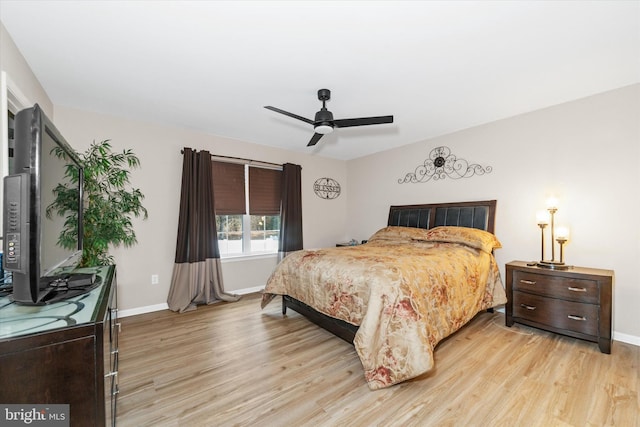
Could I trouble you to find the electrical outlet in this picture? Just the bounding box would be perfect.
[151,274,159,285]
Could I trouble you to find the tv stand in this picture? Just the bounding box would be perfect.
[0,266,118,426]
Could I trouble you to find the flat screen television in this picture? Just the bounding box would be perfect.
[3,104,96,305]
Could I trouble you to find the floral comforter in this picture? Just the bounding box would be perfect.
[261,226,507,390]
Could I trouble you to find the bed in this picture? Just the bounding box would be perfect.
[261,200,507,389]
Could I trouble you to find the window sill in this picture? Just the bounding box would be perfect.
[220,252,279,263]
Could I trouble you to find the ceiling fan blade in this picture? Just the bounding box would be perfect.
[307,133,324,147]
[333,115,394,128]
[264,106,314,125]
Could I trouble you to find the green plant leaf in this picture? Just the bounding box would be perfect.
[44,139,147,267]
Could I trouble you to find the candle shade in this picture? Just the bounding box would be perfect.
[556,226,569,240]
[536,211,550,225]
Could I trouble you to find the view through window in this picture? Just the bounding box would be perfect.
[216,214,280,256]
[215,163,280,257]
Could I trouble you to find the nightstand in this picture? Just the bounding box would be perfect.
[505,261,613,354]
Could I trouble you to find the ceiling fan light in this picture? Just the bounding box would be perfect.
[315,124,333,134]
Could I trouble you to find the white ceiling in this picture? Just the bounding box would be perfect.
[1,1,639,160]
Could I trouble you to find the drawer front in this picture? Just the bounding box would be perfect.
[513,271,599,304]
[513,291,599,336]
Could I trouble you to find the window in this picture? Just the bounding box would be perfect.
[250,214,280,252]
[213,161,281,257]
[216,214,243,255]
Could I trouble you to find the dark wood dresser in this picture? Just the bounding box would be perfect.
[0,266,118,426]
[505,261,613,353]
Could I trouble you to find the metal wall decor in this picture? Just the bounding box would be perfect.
[313,177,341,199]
[398,146,492,184]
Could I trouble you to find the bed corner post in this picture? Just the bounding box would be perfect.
[282,295,287,315]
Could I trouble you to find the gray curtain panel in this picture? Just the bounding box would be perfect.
[167,148,240,313]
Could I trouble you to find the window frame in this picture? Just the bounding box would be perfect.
[216,163,281,259]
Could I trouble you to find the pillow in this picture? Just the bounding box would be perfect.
[367,226,433,243]
[422,226,502,253]
[368,225,501,253]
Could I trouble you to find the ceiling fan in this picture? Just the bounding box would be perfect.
[265,89,394,147]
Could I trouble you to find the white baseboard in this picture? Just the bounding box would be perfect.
[613,331,640,347]
[118,286,264,318]
[119,303,169,318]
[235,285,264,295]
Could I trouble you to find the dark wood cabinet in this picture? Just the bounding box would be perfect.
[505,261,613,353]
[0,266,118,426]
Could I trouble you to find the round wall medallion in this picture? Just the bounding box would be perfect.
[313,177,341,199]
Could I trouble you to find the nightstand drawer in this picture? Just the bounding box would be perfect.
[513,271,599,304]
[513,291,599,336]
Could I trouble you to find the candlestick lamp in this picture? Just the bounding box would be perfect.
[536,199,571,270]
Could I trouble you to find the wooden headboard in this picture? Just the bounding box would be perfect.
[387,200,497,234]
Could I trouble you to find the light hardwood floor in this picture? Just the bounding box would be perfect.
[117,293,639,426]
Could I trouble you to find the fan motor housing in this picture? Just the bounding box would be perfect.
[317,89,331,101]
[314,109,333,124]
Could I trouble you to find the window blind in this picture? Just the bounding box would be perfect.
[248,166,281,215]
[211,161,246,215]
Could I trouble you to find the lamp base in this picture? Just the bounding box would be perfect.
[536,260,572,270]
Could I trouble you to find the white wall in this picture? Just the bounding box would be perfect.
[347,84,640,341]
[53,107,348,311]
[0,23,54,231]
[0,23,52,115]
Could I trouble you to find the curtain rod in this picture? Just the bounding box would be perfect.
[180,149,283,169]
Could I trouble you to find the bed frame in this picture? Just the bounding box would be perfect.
[282,199,497,343]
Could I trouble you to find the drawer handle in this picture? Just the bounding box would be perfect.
[567,287,587,292]
[568,314,587,321]
[520,280,536,285]
[520,304,537,311]
[105,370,118,379]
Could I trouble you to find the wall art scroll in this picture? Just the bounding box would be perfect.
[398,146,492,184]
[313,177,341,199]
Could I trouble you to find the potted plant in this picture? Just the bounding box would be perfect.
[46,139,148,266]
